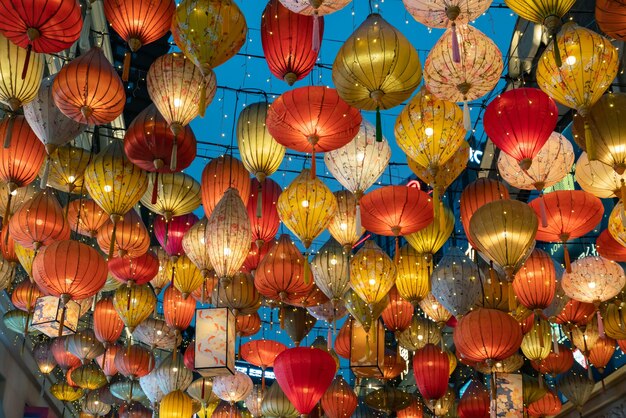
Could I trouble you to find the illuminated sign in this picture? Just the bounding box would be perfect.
[235,365,276,380]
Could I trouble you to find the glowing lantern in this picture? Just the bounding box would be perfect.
[520,318,552,362]
[588,336,616,372]
[170,254,203,298]
[133,318,180,351]
[381,286,414,334]
[424,24,503,130]
[412,344,449,404]
[397,398,423,418]
[241,339,286,389]
[245,385,264,418]
[109,252,159,287]
[212,271,261,314]
[160,390,193,418]
[536,23,619,160]
[113,284,156,332]
[527,391,562,417]
[187,377,218,408]
[350,317,385,378]
[0,33,43,111]
[11,281,42,318]
[93,298,124,346]
[236,312,261,338]
[44,145,92,194]
[266,86,361,178]
[513,249,556,312]
[460,178,509,247]
[397,316,441,351]
[558,370,594,412]
[118,402,152,417]
[51,337,80,370]
[182,217,212,277]
[141,172,201,220]
[96,344,120,378]
[115,344,154,381]
[201,155,251,218]
[50,382,83,403]
[333,14,421,141]
[97,209,150,259]
[327,191,364,250]
[163,285,196,332]
[247,178,281,248]
[603,303,626,340]
[311,238,350,305]
[454,308,523,364]
[155,214,198,258]
[405,204,454,264]
[556,299,595,328]
[530,190,603,272]
[431,248,481,318]
[531,344,574,377]
[213,371,253,404]
[484,88,558,170]
[206,187,251,283]
[83,391,112,417]
[277,169,337,248]
[457,379,489,418]
[194,307,236,376]
[155,353,193,394]
[334,319,352,359]
[350,240,397,306]
[395,87,466,206]
[65,199,109,239]
[9,190,69,250]
[64,330,105,364]
[360,186,434,259]
[419,293,452,327]
[576,152,626,201]
[31,296,80,337]
[321,375,357,418]
[395,245,430,305]
[262,381,298,418]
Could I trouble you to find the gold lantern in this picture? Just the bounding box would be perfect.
[262,381,299,418]
[173,254,205,298]
[112,284,156,332]
[182,217,213,277]
[237,102,285,182]
[571,319,600,355]
[397,315,441,351]
[332,14,422,141]
[151,247,173,296]
[603,303,626,340]
[344,289,389,334]
[212,271,261,315]
[350,240,397,306]
[327,190,365,250]
[405,205,454,266]
[0,32,43,112]
[84,139,148,259]
[14,242,35,278]
[350,317,385,379]
[206,188,251,283]
[520,318,552,362]
[418,293,452,327]
[140,172,201,220]
[31,296,80,337]
[536,23,619,160]
[395,245,431,305]
[194,307,236,376]
[277,169,337,249]
[45,145,92,194]
[575,152,626,199]
[311,238,351,305]
[50,382,83,403]
[161,390,194,418]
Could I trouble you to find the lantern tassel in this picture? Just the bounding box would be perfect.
[311,148,316,179]
[563,242,571,273]
[356,203,362,238]
[199,78,207,117]
[256,179,263,219]
[4,113,15,148]
[40,156,50,189]
[539,192,548,228]
[584,119,595,160]
[508,283,516,313]
[451,22,461,63]
[552,32,562,68]
[122,51,131,82]
[597,310,605,339]
[375,107,382,142]
[552,327,560,354]
[463,100,471,131]
[21,44,32,80]
[108,221,118,260]
[312,11,320,52]
[170,139,178,171]
[3,192,12,226]
[151,173,159,205]
[303,255,310,285]
[394,236,400,264]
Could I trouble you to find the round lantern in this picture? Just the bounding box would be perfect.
[160,390,194,418]
[241,339,286,389]
[398,316,441,351]
[50,337,80,370]
[96,209,151,259]
[155,353,193,394]
[133,317,180,351]
[277,169,337,248]
[405,204,454,263]
[163,285,196,332]
[44,145,92,193]
[83,390,112,417]
[556,299,595,328]
[9,190,69,250]
[397,397,423,418]
[395,245,430,305]
[115,344,154,380]
[50,382,83,403]
[262,381,299,418]
[141,173,201,220]
[457,379,489,418]
[588,336,616,372]
[527,391,562,417]
[381,286,414,334]
[603,303,626,340]
[0,32,43,111]
[65,199,109,238]
[96,344,120,378]
[431,247,481,318]
[412,344,449,403]
[93,297,125,346]
[576,152,626,201]
[170,254,204,298]
[109,252,159,287]
[213,371,253,404]
[558,370,594,412]
[333,13,421,141]
[513,249,557,312]
[520,318,552,362]
[562,256,625,305]
[597,0,626,41]
[201,155,251,218]
[350,240,397,306]
[531,344,574,377]
[113,284,156,332]
[536,23,619,160]
[65,330,105,364]
[154,214,198,259]
[403,0,491,37]
[460,178,510,247]
[181,217,213,277]
[311,238,351,304]
[236,312,261,337]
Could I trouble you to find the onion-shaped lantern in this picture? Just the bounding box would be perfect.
[381,286,414,334]
[93,297,125,346]
[133,317,180,351]
[282,306,317,346]
[322,375,357,418]
[241,339,287,389]
[201,155,251,218]
[82,390,112,417]
[213,371,253,403]
[66,199,109,239]
[556,299,595,328]
[431,247,481,318]
[141,172,201,220]
[351,240,397,306]
[395,245,430,305]
[247,178,281,248]
[398,315,441,351]
[97,209,150,259]
[419,293,452,327]
[0,33,43,111]
[50,337,81,370]
[460,178,509,247]
[236,312,261,338]
[170,254,204,298]
[527,391,562,417]
[327,190,364,250]
[113,284,156,332]
[588,336,616,373]
[9,190,69,250]
[115,344,154,381]
[163,285,196,332]
[262,381,299,418]
[182,217,212,278]
[531,344,574,377]
[334,319,352,359]
[405,204,454,265]
[311,238,350,305]
[71,362,107,390]
[155,353,193,394]
[65,330,106,364]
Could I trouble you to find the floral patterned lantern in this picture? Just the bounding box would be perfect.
[327,190,364,250]
[65,199,109,239]
[113,284,156,332]
[44,145,92,194]
[213,371,254,404]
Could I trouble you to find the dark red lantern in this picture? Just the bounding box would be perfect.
[273,347,336,416]
[381,286,414,333]
[596,229,626,262]
[114,344,154,379]
[334,319,352,359]
[154,213,198,259]
[457,379,489,418]
[247,178,281,249]
[241,242,271,274]
[163,285,195,331]
[483,88,557,170]
[261,0,323,85]
[513,249,556,312]
[412,343,449,403]
[183,343,195,372]
[108,251,159,286]
[93,297,125,346]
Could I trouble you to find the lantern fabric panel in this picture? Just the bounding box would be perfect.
[0,32,43,110]
[0,116,46,190]
[512,249,556,311]
[597,229,626,262]
[395,245,431,304]
[96,209,151,258]
[351,240,397,305]
[596,0,626,41]
[44,145,92,194]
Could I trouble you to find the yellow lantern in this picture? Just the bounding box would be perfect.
[418,293,452,327]
[0,182,37,218]
[395,87,466,207]
[395,245,431,305]
[262,381,299,418]
[608,201,626,247]
[50,382,83,403]
[172,255,204,298]
[84,139,148,259]
[44,145,92,194]
[575,152,626,199]
[172,0,247,73]
[147,52,217,136]
[520,318,552,362]
[277,169,337,249]
[15,242,35,277]
[571,319,600,354]
[151,247,173,296]
[397,316,441,351]
[311,238,351,305]
[236,102,285,182]
[405,205,454,266]
[332,14,422,141]
[0,33,43,112]
[206,188,251,283]
[212,271,261,315]
[160,390,194,418]
[113,284,156,332]
[350,240,397,306]
[327,190,364,250]
[140,172,201,220]
[182,217,213,277]
[602,303,626,340]
[344,289,389,333]
[536,23,619,160]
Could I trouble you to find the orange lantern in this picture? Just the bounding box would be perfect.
[66,199,110,238]
[97,209,150,259]
[321,375,358,418]
[588,336,616,372]
[381,286,414,334]
[9,190,69,250]
[513,249,556,312]
[241,339,287,389]
[201,155,251,217]
[163,285,196,332]
[597,229,626,262]
[247,178,281,249]
[115,344,154,379]
[93,297,125,346]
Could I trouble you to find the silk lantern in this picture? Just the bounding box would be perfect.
[513,249,556,312]
[236,312,261,337]
[395,245,430,305]
[556,299,595,328]
[212,271,261,314]
[412,344,449,404]
[108,252,159,286]
[588,336,616,372]
[133,318,181,351]
[213,371,253,403]
[163,285,196,334]
[419,293,452,327]
[365,387,412,413]
[0,32,43,111]
[9,190,69,250]
[155,353,193,394]
[597,0,626,41]
[93,297,125,346]
[397,315,441,351]
[262,0,322,85]
[113,284,156,332]
[457,379,490,418]
[531,344,574,377]
[558,369,594,412]
[527,391,562,417]
[603,303,626,340]
[333,13,421,141]
[65,199,109,238]
[381,285,414,334]
[311,238,350,306]
[160,390,194,418]
[351,240,397,306]
[43,145,92,194]
[97,209,150,259]
[536,23,619,160]
[201,155,251,217]
[154,213,198,259]
[322,375,358,418]
[141,172,201,220]
[460,177,510,247]
[262,381,299,418]
[247,178,281,248]
[241,339,286,389]
[50,382,83,403]
[278,0,348,51]
[405,205,454,265]
[520,318,552,362]
[327,190,364,250]
[282,306,317,346]
[431,247,481,318]
[575,152,626,200]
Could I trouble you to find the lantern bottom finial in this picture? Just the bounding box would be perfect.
[284,73,298,86]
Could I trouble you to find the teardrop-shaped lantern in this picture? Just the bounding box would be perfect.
[327,190,364,250]
[113,284,156,332]
[381,286,414,334]
[350,240,397,306]
[212,271,261,314]
[405,204,454,263]
[395,245,430,305]
[0,33,43,111]
[311,238,351,305]
[97,209,150,259]
[247,178,281,249]
[431,247,481,318]
[282,306,317,346]
[44,145,92,194]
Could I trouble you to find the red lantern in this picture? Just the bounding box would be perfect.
[618,339,626,354]
[588,336,616,372]
[118,402,152,418]
[9,191,70,250]
[32,240,107,301]
[97,209,150,258]
[96,344,120,378]
[93,298,125,346]
[453,308,523,363]
[201,155,251,217]
[236,312,261,337]
[124,104,196,173]
[381,286,414,333]
[483,88,557,170]
[163,285,195,331]
[460,178,509,248]
[50,337,81,370]
[334,319,352,359]
[512,249,556,312]
[529,190,603,272]
[66,199,110,238]
[457,379,489,418]
[596,0,626,41]
[183,343,195,372]
[254,234,314,304]
[108,252,159,286]
[596,229,626,262]
[273,347,336,416]
[242,242,271,273]
[321,375,358,418]
[527,391,562,417]
[556,300,595,327]
[266,86,362,178]
[531,344,574,377]
[261,0,323,85]
[520,314,535,335]
[412,343,449,403]
[114,344,154,379]
[247,178,281,249]
[382,349,406,380]
[11,281,43,313]
[52,47,125,126]
[154,213,198,259]
[397,398,423,418]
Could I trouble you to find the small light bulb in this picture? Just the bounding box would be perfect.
[103,185,112,192]
[173,98,182,107]
[425,127,434,136]
[356,152,365,162]
[566,55,577,66]
[588,282,596,289]
[369,278,376,285]
[301,200,309,208]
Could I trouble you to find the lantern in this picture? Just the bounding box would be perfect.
[31,296,80,337]
[558,370,594,412]
[606,201,626,250]
[397,397,423,418]
[513,249,557,312]
[44,145,92,193]
[460,178,510,247]
[172,0,246,72]
[311,238,351,305]
[65,199,109,238]
[536,23,619,160]
[453,308,523,364]
[266,86,361,177]
[405,204,454,264]
[531,344,574,377]
[212,271,261,314]
[361,186,434,259]
[118,401,152,417]
[96,344,120,378]
[245,385,264,418]
[163,285,196,333]
[133,317,180,351]
[147,52,217,137]
[84,138,148,258]
[241,339,286,388]
[155,353,193,394]
[424,24,503,130]
[333,13,421,141]
[213,371,254,403]
[326,191,363,250]
[93,298,124,346]
[115,344,154,381]
[321,375,357,418]
[141,173,201,220]
[0,33,43,111]
[556,299,595,328]
[11,281,42,314]
[194,307,236,376]
[603,303,626,340]
[247,178,281,248]
[113,284,156,332]
[65,329,105,364]
[282,306,317,346]
[431,248,481,318]
[273,347,336,416]
[562,256,625,305]
[365,387,412,413]
[381,286,414,334]
[160,390,194,418]
[33,342,56,376]
[236,312,261,338]
[334,319,352,359]
[457,380,489,418]
[187,377,218,408]
[395,245,430,305]
[182,217,213,277]
[530,191,603,272]
[277,169,337,248]
[9,190,69,250]
[50,382,83,403]
[349,240,396,307]
[397,316,441,351]
[350,317,385,378]
[419,293,452,327]
[520,318,552,362]
[71,362,107,390]
[527,391,562,417]
[484,88,558,170]
[50,337,81,370]
[588,336,616,373]
[109,252,159,287]
[83,390,112,417]
[97,209,150,259]
[262,381,299,418]
[167,254,202,298]
[201,155,251,217]
[308,299,347,324]
[576,152,626,201]
[206,187,251,283]
[412,344,449,404]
